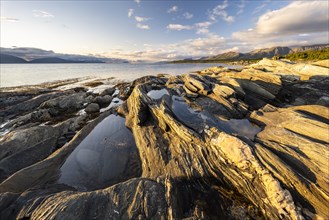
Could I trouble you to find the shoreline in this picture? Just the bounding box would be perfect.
[0,58,328,219]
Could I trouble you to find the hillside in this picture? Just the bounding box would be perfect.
[284,47,329,61]
[291,44,329,52]
[244,47,292,59]
[0,47,127,63]
[200,51,244,61]
[29,57,98,63]
[0,54,28,63]
[171,44,329,63]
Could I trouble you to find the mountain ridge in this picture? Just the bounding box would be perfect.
[173,44,329,63]
[0,47,128,64]
[200,44,328,61]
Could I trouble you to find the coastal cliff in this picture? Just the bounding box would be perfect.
[0,58,328,219]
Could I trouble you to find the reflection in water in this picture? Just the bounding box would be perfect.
[226,119,262,140]
[59,115,139,191]
[147,89,169,100]
[171,95,261,139]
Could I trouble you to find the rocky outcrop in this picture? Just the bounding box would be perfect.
[85,103,100,113]
[0,59,328,219]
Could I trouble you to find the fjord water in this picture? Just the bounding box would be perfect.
[0,63,228,87]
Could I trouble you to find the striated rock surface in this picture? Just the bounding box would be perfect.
[0,59,328,219]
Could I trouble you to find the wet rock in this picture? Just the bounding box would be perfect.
[0,59,328,220]
[100,87,116,96]
[40,93,85,114]
[316,96,329,107]
[31,109,52,122]
[85,103,100,113]
[0,92,62,123]
[93,95,112,107]
[0,125,62,181]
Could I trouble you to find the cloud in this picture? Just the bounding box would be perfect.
[167,24,193,31]
[136,23,150,30]
[134,0,141,4]
[252,4,266,15]
[183,12,193,19]
[106,34,227,61]
[168,6,178,13]
[135,16,150,22]
[33,10,54,18]
[185,35,225,49]
[195,21,212,28]
[128,9,134,18]
[233,1,329,43]
[194,21,214,35]
[167,21,215,36]
[0,17,19,22]
[209,0,235,23]
[196,29,210,35]
[237,0,246,15]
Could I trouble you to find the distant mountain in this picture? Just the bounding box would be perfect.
[194,44,329,62]
[0,54,28,63]
[29,57,102,63]
[0,47,128,63]
[200,51,244,61]
[244,47,292,59]
[290,44,329,53]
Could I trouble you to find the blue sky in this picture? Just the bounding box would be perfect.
[1,0,328,61]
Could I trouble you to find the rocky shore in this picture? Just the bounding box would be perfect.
[0,58,328,219]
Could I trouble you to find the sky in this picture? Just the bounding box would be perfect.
[1,0,328,61]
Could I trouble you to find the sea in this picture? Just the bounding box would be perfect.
[0,63,232,88]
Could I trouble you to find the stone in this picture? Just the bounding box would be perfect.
[100,87,116,96]
[316,96,329,107]
[85,103,100,113]
[40,93,86,114]
[93,95,112,107]
[0,59,328,220]
[212,84,236,98]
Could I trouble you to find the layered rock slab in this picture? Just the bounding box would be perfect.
[0,59,328,219]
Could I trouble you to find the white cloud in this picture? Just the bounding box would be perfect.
[33,10,54,18]
[135,16,150,22]
[134,0,141,4]
[0,17,19,22]
[185,35,225,48]
[252,4,266,15]
[209,0,235,23]
[167,24,193,31]
[195,21,212,28]
[217,11,234,23]
[128,9,134,18]
[136,23,150,30]
[213,0,228,11]
[233,1,329,43]
[168,6,178,13]
[237,0,246,15]
[106,34,227,61]
[167,21,215,36]
[183,12,193,19]
[196,28,210,35]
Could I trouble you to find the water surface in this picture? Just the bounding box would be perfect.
[59,114,139,191]
[0,63,231,87]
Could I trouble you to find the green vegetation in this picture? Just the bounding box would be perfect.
[283,48,329,61]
